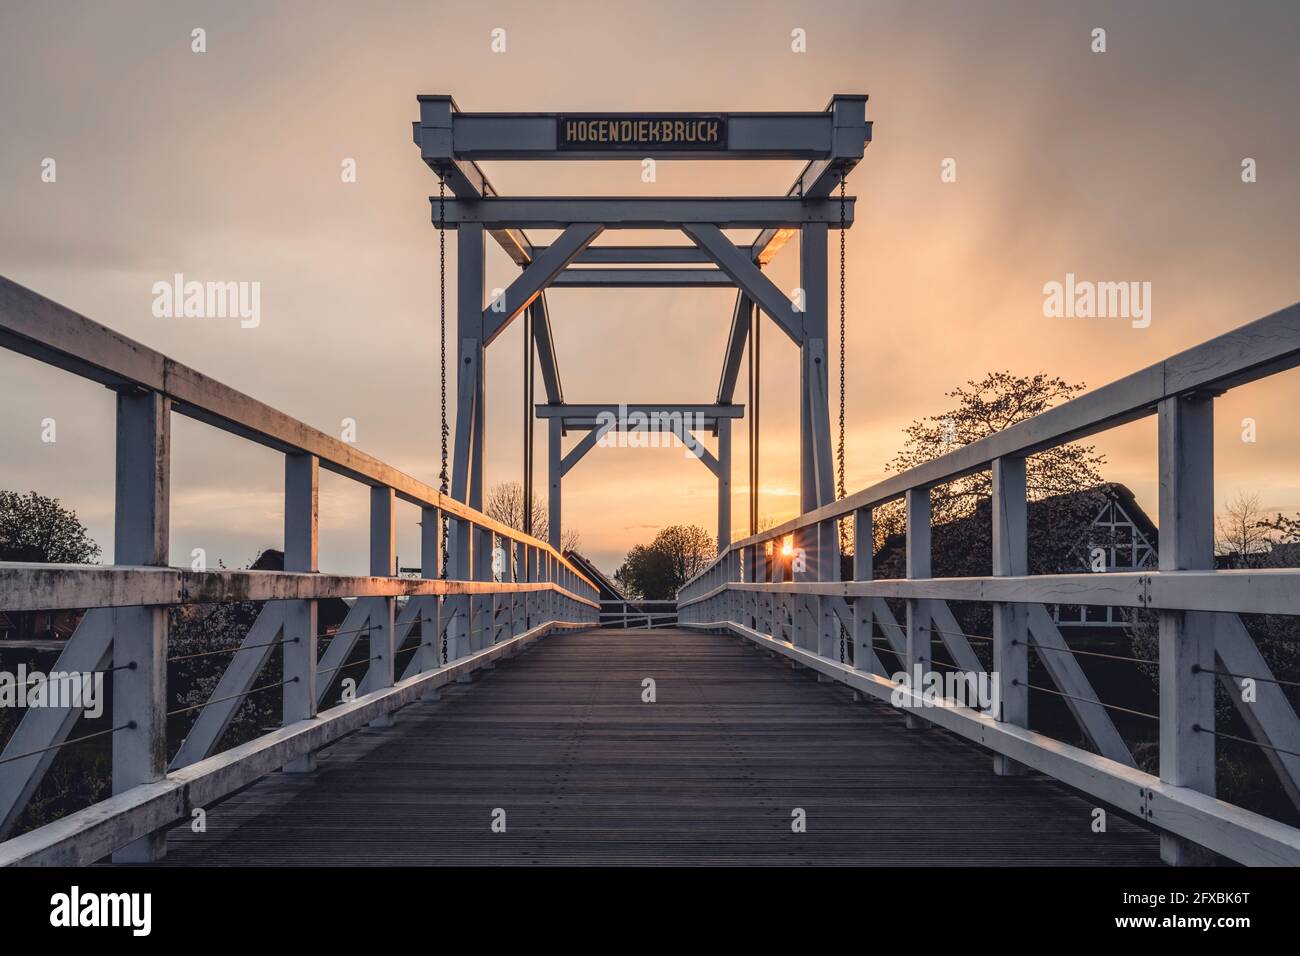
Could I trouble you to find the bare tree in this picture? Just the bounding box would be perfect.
[485,481,545,539]
[484,481,581,553]
[1216,490,1271,566]
[559,527,582,554]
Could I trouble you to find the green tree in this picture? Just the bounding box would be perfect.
[615,524,715,599]
[0,490,101,563]
[873,372,1106,550]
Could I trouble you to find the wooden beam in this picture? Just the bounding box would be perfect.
[482,224,603,344]
[111,389,170,863]
[1157,394,1217,865]
[683,223,803,344]
[992,456,1029,775]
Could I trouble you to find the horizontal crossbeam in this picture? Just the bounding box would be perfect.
[541,245,715,264]
[551,268,733,288]
[430,197,855,230]
[536,403,744,435]
[430,108,868,161]
[673,569,1300,619]
[0,563,601,613]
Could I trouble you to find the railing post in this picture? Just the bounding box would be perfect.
[111,388,170,863]
[792,526,810,649]
[741,545,753,629]
[904,488,931,729]
[549,418,563,550]
[283,453,319,773]
[728,548,740,623]
[992,456,1028,775]
[419,505,443,688]
[481,528,498,647]
[1157,394,1217,865]
[364,486,396,726]
[817,519,840,670]
[551,549,561,625]
[541,551,551,623]
[513,539,526,636]
[717,417,732,554]
[852,506,875,676]
[446,514,470,662]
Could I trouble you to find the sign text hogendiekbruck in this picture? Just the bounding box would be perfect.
[558,115,727,150]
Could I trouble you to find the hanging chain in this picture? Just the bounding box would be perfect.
[438,179,449,505]
[838,177,848,666]
[438,178,449,666]
[837,178,847,507]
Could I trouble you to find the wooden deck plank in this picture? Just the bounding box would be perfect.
[159,628,1160,865]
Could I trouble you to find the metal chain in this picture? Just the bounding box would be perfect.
[438,178,449,666]
[837,178,847,507]
[438,179,449,503]
[836,177,849,568]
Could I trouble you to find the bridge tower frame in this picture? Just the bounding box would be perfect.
[412,95,871,572]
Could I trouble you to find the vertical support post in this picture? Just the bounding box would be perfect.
[463,224,487,513]
[717,416,732,554]
[852,506,875,676]
[798,222,833,514]
[799,222,836,660]
[904,488,930,729]
[513,539,526,636]
[419,505,443,686]
[741,545,754,629]
[819,519,840,667]
[111,388,170,863]
[1157,394,1217,865]
[283,453,319,773]
[446,516,472,662]
[992,456,1028,775]
[548,417,562,550]
[473,526,494,650]
[365,486,396,726]
[524,303,535,534]
[790,526,808,650]
[449,222,485,659]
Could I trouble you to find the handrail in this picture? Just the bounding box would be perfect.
[684,298,1300,589]
[678,299,1300,867]
[0,563,601,612]
[0,276,595,594]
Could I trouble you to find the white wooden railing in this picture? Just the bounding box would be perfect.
[679,300,1300,867]
[0,277,599,866]
[599,599,677,629]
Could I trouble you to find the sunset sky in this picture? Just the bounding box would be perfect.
[1,0,1297,577]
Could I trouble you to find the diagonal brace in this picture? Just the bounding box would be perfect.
[483,224,603,344]
[683,223,804,344]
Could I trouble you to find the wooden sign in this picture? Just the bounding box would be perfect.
[557,115,727,151]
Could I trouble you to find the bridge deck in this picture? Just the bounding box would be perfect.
[160,628,1160,865]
